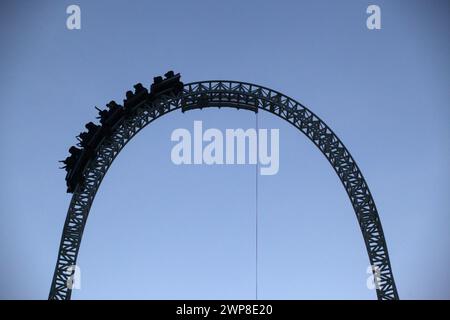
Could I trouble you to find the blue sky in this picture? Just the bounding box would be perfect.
[0,0,449,299]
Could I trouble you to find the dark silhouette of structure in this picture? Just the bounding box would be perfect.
[51,71,399,300]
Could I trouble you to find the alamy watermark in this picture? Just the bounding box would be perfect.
[66,265,81,290]
[170,121,279,175]
[66,5,81,30]
[66,4,381,31]
[366,5,381,30]
[366,265,381,290]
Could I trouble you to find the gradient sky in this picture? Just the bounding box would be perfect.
[0,0,449,299]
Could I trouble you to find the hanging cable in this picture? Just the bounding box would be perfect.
[255,110,259,300]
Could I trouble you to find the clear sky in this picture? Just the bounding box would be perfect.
[0,0,449,299]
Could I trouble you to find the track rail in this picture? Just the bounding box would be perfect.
[49,80,399,300]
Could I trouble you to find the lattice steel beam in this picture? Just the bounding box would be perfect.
[49,80,398,300]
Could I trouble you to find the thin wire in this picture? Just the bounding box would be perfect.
[255,110,259,300]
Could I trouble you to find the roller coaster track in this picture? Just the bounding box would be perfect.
[49,78,399,300]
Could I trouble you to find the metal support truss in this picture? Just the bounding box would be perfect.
[49,80,399,300]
